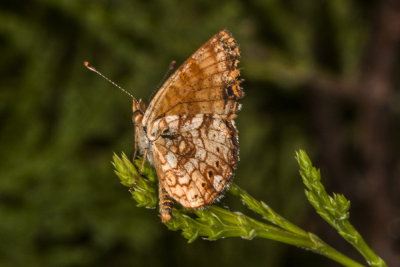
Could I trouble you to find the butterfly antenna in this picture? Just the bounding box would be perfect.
[158,60,176,89]
[84,61,137,102]
[149,60,176,100]
[146,60,176,99]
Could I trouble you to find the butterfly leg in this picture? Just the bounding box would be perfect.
[159,182,174,223]
[139,148,147,174]
[129,148,147,192]
[132,140,138,163]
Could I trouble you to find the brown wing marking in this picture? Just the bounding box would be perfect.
[143,29,243,126]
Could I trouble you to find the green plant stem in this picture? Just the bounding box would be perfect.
[229,183,307,237]
[112,152,383,267]
[227,184,364,267]
[338,221,386,267]
[296,150,387,267]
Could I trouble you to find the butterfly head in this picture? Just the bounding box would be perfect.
[132,98,146,125]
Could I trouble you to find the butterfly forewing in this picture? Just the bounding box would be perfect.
[142,30,243,125]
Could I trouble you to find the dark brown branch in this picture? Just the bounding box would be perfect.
[355,0,400,265]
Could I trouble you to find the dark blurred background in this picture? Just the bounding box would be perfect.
[1,0,399,266]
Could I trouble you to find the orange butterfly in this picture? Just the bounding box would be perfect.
[86,30,243,222]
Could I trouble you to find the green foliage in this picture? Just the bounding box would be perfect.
[113,153,157,208]
[296,150,387,267]
[0,0,388,266]
[113,151,387,267]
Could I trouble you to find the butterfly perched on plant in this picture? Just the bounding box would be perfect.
[85,29,244,222]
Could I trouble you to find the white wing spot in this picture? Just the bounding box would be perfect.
[172,185,185,197]
[193,137,204,148]
[178,174,190,185]
[179,140,186,153]
[212,117,224,130]
[189,158,199,169]
[191,115,204,129]
[195,148,206,161]
[184,161,195,174]
[182,120,192,132]
[190,129,199,137]
[213,175,224,191]
[165,151,178,168]
[187,184,203,207]
[208,129,226,143]
[165,115,179,123]
[165,138,173,147]
[149,119,161,139]
[216,51,225,61]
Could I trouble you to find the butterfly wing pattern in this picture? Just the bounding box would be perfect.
[134,30,243,222]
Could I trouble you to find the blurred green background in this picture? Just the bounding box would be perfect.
[1,0,399,266]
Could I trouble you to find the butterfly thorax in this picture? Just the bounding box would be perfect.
[132,99,154,165]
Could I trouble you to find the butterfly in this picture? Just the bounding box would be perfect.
[86,29,244,222]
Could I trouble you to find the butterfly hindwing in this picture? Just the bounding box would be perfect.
[150,114,238,209]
